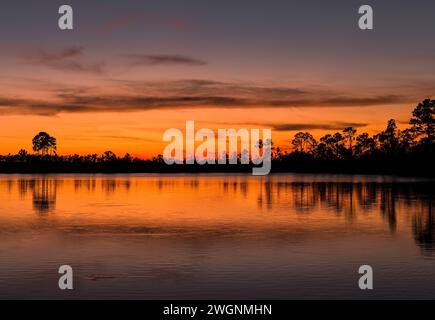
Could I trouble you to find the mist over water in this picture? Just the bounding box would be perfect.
[0,173,434,299]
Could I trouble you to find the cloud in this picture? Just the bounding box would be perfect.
[205,120,368,131]
[0,93,409,116]
[270,122,368,131]
[25,46,83,64]
[115,79,307,101]
[0,94,244,116]
[0,78,415,116]
[115,80,405,106]
[0,96,92,116]
[162,79,306,96]
[48,61,106,74]
[98,135,160,143]
[21,46,105,75]
[313,95,403,107]
[266,95,404,107]
[125,54,206,66]
[56,93,247,110]
[54,90,406,111]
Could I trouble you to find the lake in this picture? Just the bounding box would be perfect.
[0,173,434,299]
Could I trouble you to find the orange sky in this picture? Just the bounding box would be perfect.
[0,103,417,158]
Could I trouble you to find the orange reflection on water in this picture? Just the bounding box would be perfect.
[0,174,433,250]
[0,173,434,299]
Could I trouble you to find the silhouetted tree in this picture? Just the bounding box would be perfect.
[153,154,165,163]
[318,134,334,160]
[314,142,328,160]
[343,127,357,157]
[291,132,317,153]
[17,149,28,160]
[398,128,417,153]
[102,151,117,162]
[410,99,434,144]
[85,154,98,163]
[122,153,132,163]
[355,133,376,157]
[319,132,344,159]
[275,146,282,160]
[32,132,57,155]
[376,119,399,155]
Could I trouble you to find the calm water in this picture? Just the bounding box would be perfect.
[0,173,434,299]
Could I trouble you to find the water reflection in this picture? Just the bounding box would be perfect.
[249,179,434,254]
[74,178,97,193]
[0,175,434,254]
[101,179,131,196]
[1,174,435,299]
[32,179,58,214]
[412,200,434,254]
[1,178,59,215]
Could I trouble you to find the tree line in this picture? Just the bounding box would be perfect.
[278,99,434,161]
[0,99,433,175]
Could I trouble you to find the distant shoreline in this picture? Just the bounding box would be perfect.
[0,159,433,177]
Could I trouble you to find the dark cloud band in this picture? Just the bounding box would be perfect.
[125,54,206,66]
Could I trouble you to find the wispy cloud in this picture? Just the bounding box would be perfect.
[270,122,368,131]
[0,96,88,116]
[98,135,160,143]
[120,79,306,97]
[25,46,83,63]
[0,94,409,116]
[204,120,368,131]
[124,54,206,66]
[21,46,105,75]
[0,78,416,116]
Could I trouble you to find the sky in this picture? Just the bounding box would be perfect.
[0,0,434,157]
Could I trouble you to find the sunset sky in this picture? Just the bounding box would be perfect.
[1,0,435,157]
